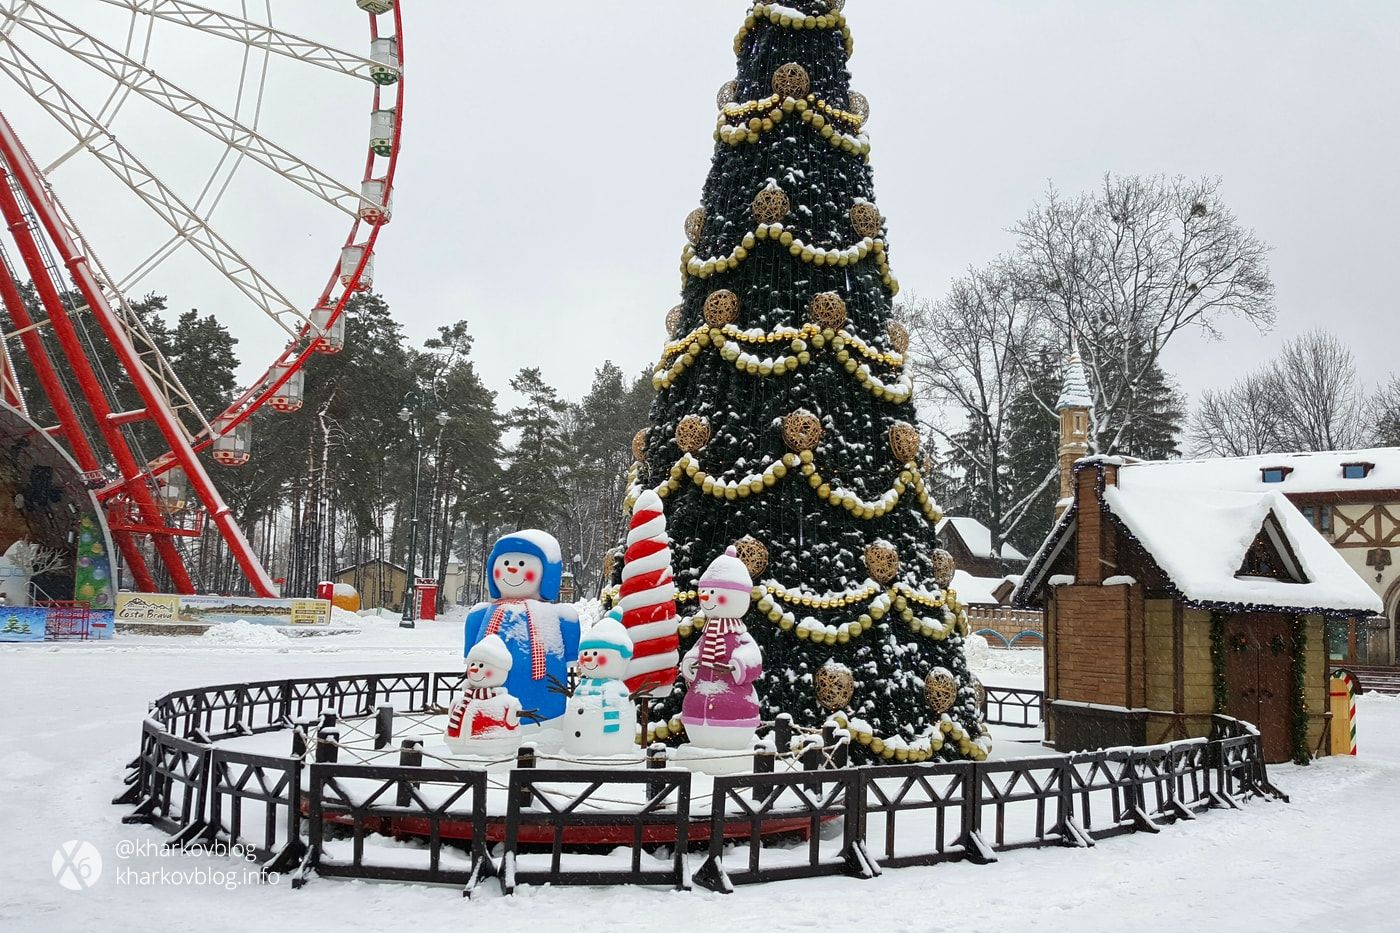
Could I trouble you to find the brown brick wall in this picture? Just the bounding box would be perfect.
[1052,584,1135,706]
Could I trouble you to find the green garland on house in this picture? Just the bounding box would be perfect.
[1290,616,1310,766]
[1209,611,1228,713]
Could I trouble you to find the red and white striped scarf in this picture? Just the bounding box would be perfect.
[699,617,743,668]
[484,600,546,680]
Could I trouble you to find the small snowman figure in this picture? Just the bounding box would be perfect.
[444,634,523,756]
[680,546,763,751]
[563,613,638,757]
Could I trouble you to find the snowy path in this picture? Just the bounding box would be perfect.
[2,624,1396,933]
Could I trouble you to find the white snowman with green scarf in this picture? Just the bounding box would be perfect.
[562,613,637,757]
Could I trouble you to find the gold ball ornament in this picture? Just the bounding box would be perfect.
[752,185,791,225]
[602,551,616,583]
[889,421,921,463]
[782,409,824,453]
[665,304,684,338]
[772,62,811,100]
[971,674,987,711]
[931,548,957,589]
[865,541,900,585]
[848,91,869,121]
[850,201,882,238]
[684,207,706,246]
[808,291,848,330]
[924,669,957,714]
[886,320,910,355]
[675,415,712,453]
[827,0,846,11]
[716,79,738,111]
[631,428,648,462]
[734,536,769,578]
[703,289,741,327]
[816,663,856,711]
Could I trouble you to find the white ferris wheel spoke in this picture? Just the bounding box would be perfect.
[97,0,388,82]
[0,40,310,338]
[8,1,364,218]
[45,185,216,439]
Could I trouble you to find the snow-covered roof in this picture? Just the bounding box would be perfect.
[1102,484,1381,614]
[1056,347,1094,411]
[937,516,1028,562]
[1117,448,1400,496]
[950,570,1008,606]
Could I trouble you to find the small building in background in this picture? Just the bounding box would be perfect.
[1015,457,1381,763]
[935,516,1028,578]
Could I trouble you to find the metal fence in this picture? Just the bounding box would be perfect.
[116,670,1285,895]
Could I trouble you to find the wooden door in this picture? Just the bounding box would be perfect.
[1224,614,1294,763]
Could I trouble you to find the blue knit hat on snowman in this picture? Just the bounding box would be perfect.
[486,529,564,601]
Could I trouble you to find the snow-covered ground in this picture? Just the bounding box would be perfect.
[3,621,1397,932]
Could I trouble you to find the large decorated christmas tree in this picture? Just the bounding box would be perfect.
[617,0,988,763]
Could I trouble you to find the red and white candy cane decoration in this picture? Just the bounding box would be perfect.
[620,490,681,696]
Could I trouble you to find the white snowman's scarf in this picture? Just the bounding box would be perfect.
[699,617,744,668]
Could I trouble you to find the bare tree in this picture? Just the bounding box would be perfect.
[1190,330,1368,455]
[6,540,68,578]
[905,263,1055,552]
[1015,174,1275,454]
[1190,372,1282,457]
[1269,330,1367,451]
[1367,375,1400,447]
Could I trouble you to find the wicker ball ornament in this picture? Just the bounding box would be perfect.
[752,186,790,225]
[809,291,848,330]
[665,304,684,338]
[772,62,811,100]
[675,415,712,453]
[931,548,956,588]
[703,289,740,327]
[684,207,706,246]
[782,409,824,453]
[631,429,648,462]
[602,551,616,583]
[924,669,957,714]
[889,421,921,463]
[716,79,738,111]
[971,674,987,711]
[886,320,910,355]
[848,91,869,121]
[816,663,855,712]
[734,536,769,578]
[850,201,882,238]
[827,0,846,11]
[864,541,900,584]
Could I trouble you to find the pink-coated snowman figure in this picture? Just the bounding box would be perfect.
[443,634,523,756]
[680,546,763,751]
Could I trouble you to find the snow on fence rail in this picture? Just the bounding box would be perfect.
[114,671,1285,896]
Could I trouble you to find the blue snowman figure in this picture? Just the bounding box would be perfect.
[462,530,580,724]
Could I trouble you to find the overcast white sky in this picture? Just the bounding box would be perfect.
[8,0,1399,417]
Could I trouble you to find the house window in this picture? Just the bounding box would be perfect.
[1342,462,1374,480]
[1301,506,1333,533]
[1260,467,1292,484]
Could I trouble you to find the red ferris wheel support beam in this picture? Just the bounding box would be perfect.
[0,141,186,588]
[0,110,277,597]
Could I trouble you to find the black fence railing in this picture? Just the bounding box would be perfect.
[115,671,1285,895]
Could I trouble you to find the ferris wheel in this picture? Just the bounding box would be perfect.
[0,0,404,597]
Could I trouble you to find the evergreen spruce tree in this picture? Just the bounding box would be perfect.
[623,1,987,762]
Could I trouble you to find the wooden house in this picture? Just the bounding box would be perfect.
[1015,457,1381,763]
[935,516,1028,578]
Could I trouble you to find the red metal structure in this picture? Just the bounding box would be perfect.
[0,2,405,596]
